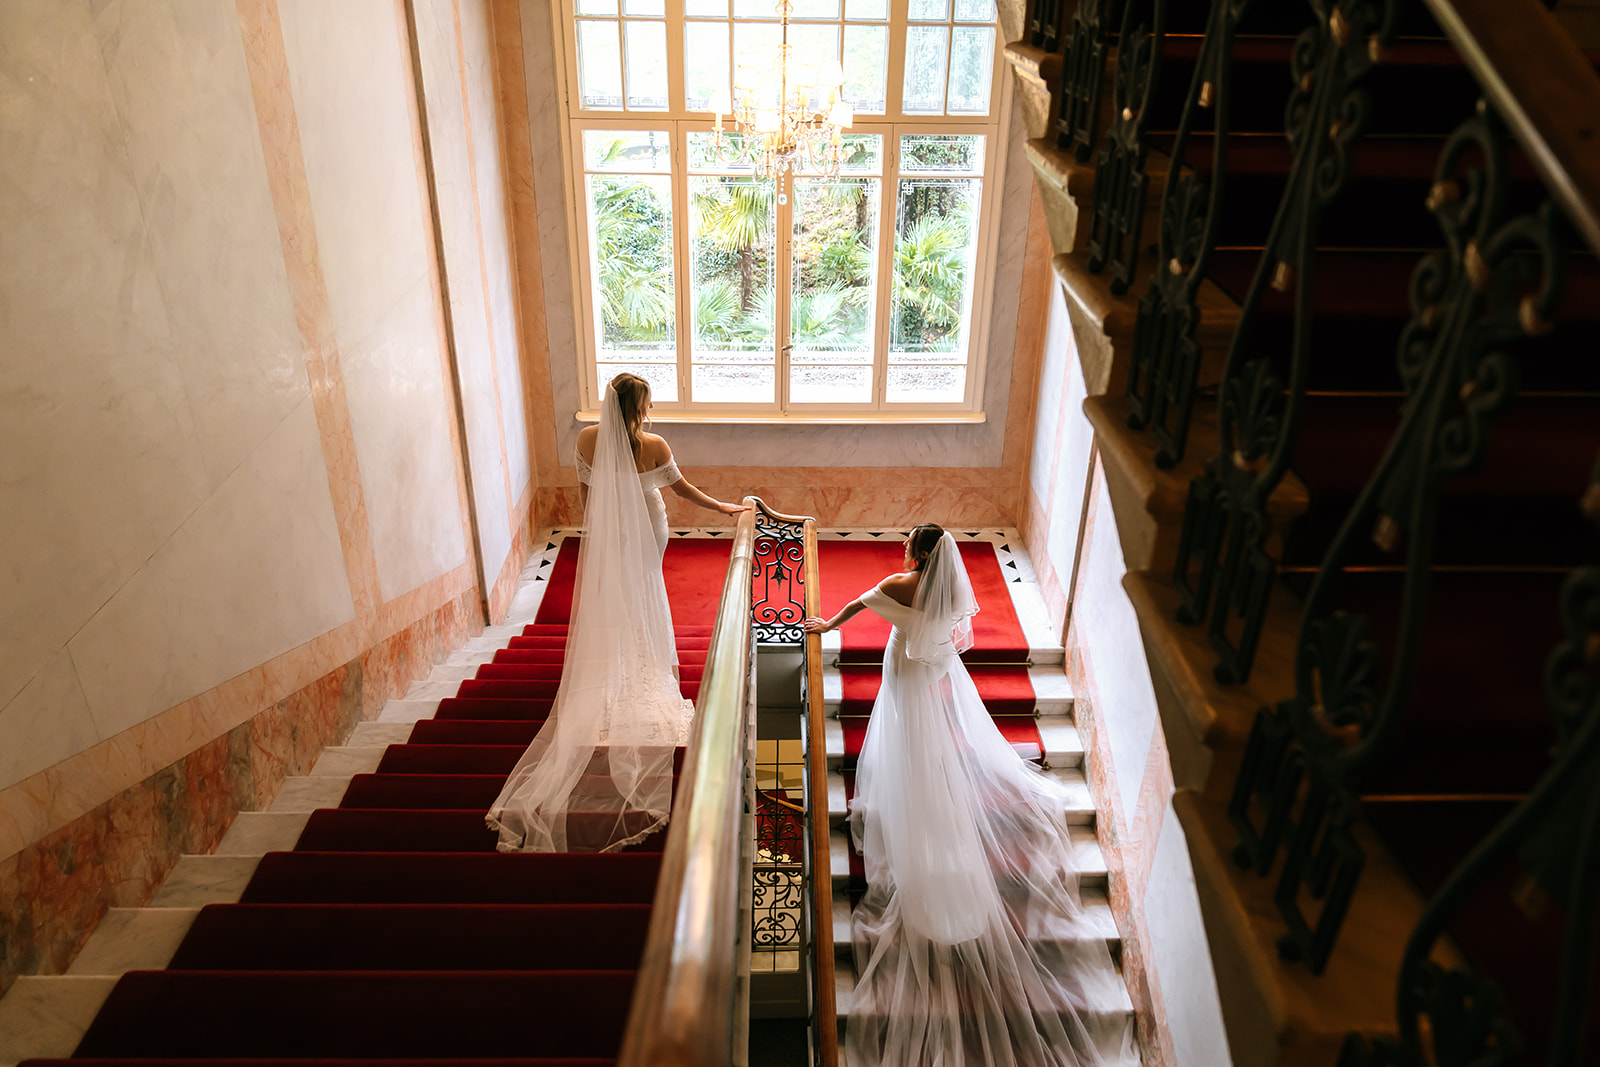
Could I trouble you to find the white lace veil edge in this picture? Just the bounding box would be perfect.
[904,531,979,666]
[486,381,682,853]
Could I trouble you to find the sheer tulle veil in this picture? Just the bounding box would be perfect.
[847,532,1137,1065]
[485,382,691,853]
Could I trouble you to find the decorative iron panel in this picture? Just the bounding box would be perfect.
[752,503,807,643]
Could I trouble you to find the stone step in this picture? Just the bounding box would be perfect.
[348,721,416,746]
[404,678,474,700]
[821,664,1075,719]
[829,826,1107,892]
[214,811,311,857]
[823,718,1085,771]
[831,886,1121,960]
[308,745,386,777]
[376,697,444,723]
[65,907,198,977]
[0,975,117,1067]
[147,855,259,907]
[827,765,1095,827]
[267,775,351,812]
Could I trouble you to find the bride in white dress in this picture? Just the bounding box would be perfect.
[487,373,745,853]
[805,525,1137,1067]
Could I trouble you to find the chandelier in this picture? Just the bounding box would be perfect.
[707,0,855,197]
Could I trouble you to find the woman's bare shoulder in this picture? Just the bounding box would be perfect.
[576,424,598,461]
[640,432,672,466]
[879,570,919,607]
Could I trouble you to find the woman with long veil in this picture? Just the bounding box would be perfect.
[805,524,1137,1067]
[487,373,746,853]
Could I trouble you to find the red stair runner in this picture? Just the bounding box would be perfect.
[23,537,733,1066]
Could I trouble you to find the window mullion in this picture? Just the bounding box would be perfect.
[872,131,899,408]
[776,178,793,413]
[885,0,909,118]
[671,123,694,406]
[664,0,687,113]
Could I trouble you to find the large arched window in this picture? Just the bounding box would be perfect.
[556,0,1009,417]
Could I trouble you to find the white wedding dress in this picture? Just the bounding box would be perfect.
[847,533,1138,1067]
[486,384,695,853]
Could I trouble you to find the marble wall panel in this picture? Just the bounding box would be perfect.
[460,0,533,507]
[413,0,514,590]
[68,398,356,742]
[1144,799,1235,1067]
[1078,471,1161,822]
[94,0,310,490]
[1,0,209,715]
[277,0,469,600]
[0,654,98,795]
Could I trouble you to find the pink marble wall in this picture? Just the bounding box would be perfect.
[0,588,480,996]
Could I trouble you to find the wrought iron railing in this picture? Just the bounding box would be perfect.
[1057,0,1117,161]
[746,499,836,1067]
[1123,0,1248,466]
[1029,0,1069,52]
[1173,1,1398,688]
[1084,0,1166,295]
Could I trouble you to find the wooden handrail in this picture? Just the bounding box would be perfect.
[802,516,839,1067]
[1423,0,1600,257]
[618,502,758,1067]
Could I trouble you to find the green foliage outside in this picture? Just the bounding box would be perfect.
[589,135,976,360]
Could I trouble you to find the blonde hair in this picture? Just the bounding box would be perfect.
[609,372,651,460]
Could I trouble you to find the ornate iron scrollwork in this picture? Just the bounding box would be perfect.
[1340,460,1598,1066]
[1030,0,1067,52]
[752,502,807,643]
[752,863,805,949]
[1174,0,1397,688]
[1125,0,1250,466]
[1057,0,1117,162]
[1228,105,1571,974]
[1085,0,1166,295]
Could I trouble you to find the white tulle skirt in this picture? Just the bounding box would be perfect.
[847,630,1139,1067]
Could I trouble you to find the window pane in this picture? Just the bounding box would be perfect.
[901,25,948,114]
[576,0,617,14]
[953,0,996,19]
[587,173,677,400]
[689,176,776,404]
[908,0,948,19]
[886,365,964,403]
[792,0,841,15]
[791,176,879,404]
[889,176,980,373]
[733,23,782,105]
[688,131,758,171]
[624,21,670,109]
[842,24,887,113]
[685,21,730,111]
[576,21,624,109]
[694,364,775,403]
[947,26,994,114]
[599,360,680,403]
[798,132,882,174]
[623,0,665,13]
[845,0,888,18]
[734,0,779,16]
[899,132,984,173]
[791,364,872,404]
[686,0,728,11]
[583,129,672,171]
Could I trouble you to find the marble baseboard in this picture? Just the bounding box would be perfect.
[0,586,480,999]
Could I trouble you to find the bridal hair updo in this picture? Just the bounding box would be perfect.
[609,372,651,459]
[907,523,944,570]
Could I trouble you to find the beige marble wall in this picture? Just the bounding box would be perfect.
[0,0,527,994]
[1020,275,1234,1065]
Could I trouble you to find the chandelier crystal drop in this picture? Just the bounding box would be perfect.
[707,0,854,196]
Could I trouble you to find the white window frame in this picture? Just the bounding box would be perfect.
[551,0,1014,422]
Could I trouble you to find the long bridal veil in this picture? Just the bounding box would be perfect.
[848,533,1137,1066]
[486,383,692,853]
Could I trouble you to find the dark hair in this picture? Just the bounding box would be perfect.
[907,523,944,570]
[609,372,651,459]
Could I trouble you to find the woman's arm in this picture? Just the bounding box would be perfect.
[803,599,865,634]
[667,475,746,516]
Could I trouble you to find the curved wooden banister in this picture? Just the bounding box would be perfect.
[801,516,840,1067]
[618,502,758,1067]
[1423,0,1600,257]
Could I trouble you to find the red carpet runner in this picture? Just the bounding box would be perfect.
[814,539,1041,896]
[23,537,733,1067]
